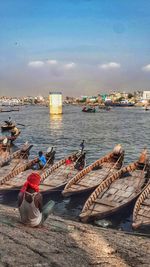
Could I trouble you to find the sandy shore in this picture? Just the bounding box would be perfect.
[0,204,149,267]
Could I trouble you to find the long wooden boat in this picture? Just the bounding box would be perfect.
[62,145,124,197]
[0,151,86,194]
[0,143,32,168]
[0,150,55,187]
[0,108,12,113]
[1,123,16,132]
[79,149,149,223]
[82,107,96,113]
[0,131,21,143]
[132,182,150,229]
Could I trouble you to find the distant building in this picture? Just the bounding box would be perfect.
[143,91,150,100]
[49,92,62,114]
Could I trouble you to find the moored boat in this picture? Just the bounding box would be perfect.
[0,149,56,188]
[132,182,150,229]
[79,149,149,222]
[1,123,16,132]
[0,151,86,194]
[62,145,124,197]
[105,101,135,107]
[0,142,32,168]
[82,106,96,113]
[0,130,21,144]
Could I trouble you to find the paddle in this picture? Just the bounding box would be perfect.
[17,123,25,127]
[42,150,56,170]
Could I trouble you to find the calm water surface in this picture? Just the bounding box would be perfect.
[0,105,150,232]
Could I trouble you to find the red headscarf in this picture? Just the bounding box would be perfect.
[20,173,41,193]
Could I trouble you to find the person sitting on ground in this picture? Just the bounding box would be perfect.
[38,151,47,168]
[18,173,55,227]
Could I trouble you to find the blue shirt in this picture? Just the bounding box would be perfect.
[39,155,46,165]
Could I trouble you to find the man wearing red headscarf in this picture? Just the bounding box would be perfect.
[18,173,54,227]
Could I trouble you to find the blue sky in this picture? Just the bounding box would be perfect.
[0,0,150,96]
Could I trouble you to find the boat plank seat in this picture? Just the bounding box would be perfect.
[94,198,117,207]
[43,180,64,186]
[69,184,87,190]
[89,204,112,213]
[76,181,89,187]
[40,183,55,188]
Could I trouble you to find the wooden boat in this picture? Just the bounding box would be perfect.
[0,108,12,113]
[11,107,19,112]
[132,182,150,229]
[0,142,32,168]
[82,107,96,113]
[0,149,55,188]
[1,123,16,132]
[62,145,124,197]
[0,130,21,143]
[0,151,86,194]
[79,149,149,223]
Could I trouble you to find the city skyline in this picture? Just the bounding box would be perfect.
[0,0,150,96]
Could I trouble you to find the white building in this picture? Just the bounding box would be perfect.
[143,91,150,100]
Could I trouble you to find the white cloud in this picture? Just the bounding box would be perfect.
[64,62,76,69]
[99,62,121,70]
[28,61,44,68]
[47,60,58,65]
[27,60,77,71]
[142,64,150,72]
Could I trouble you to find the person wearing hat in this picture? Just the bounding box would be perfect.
[18,173,55,227]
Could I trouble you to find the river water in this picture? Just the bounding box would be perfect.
[0,105,150,231]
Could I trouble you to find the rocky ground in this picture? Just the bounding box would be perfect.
[0,204,150,267]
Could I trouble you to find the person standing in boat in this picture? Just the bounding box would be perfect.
[18,173,55,227]
[65,156,73,178]
[46,147,56,165]
[74,152,86,171]
[7,116,12,125]
[79,140,85,152]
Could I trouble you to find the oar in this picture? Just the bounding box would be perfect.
[42,153,55,170]
[17,123,25,127]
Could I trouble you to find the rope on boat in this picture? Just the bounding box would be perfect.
[133,183,150,225]
[64,152,113,190]
[64,149,124,191]
[81,161,139,216]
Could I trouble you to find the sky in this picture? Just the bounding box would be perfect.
[0,0,150,97]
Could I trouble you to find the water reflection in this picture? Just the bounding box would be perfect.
[49,114,63,130]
